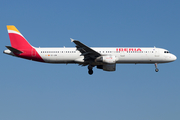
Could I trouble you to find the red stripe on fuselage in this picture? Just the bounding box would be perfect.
[14,48,45,62]
[8,33,44,62]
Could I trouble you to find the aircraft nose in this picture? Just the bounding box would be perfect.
[171,54,177,61]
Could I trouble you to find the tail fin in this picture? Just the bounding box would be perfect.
[7,25,33,50]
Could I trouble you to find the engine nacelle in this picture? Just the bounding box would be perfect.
[95,56,116,64]
[97,64,116,71]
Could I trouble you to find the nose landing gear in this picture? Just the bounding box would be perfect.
[88,65,94,75]
[88,69,93,75]
[155,63,159,72]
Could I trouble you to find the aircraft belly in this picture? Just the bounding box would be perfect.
[116,54,160,63]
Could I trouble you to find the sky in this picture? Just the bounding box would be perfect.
[0,0,180,120]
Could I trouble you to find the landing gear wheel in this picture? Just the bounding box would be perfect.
[155,68,159,72]
[88,69,93,75]
[154,63,159,72]
[88,65,94,75]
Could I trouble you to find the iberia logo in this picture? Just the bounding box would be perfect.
[116,48,142,51]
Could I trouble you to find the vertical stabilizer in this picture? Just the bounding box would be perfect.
[7,25,33,50]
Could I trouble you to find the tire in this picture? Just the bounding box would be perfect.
[88,69,93,75]
[155,68,159,72]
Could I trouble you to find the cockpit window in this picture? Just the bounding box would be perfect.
[164,51,170,53]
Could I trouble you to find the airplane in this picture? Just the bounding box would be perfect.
[4,25,177,75]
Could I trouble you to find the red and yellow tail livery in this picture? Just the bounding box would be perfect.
[7,25,32,50]
[6,25,44,62]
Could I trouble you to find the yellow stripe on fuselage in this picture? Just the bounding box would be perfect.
[7,25,20,33]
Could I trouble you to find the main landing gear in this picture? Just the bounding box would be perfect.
[88,65,94,75]
[155,63,159,72]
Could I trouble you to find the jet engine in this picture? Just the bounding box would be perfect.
[97,64,116,71]
[95,56,116,64]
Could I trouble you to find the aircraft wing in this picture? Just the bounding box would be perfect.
[71,38,101,60]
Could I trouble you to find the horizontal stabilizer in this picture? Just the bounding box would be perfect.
[6,46,23,54]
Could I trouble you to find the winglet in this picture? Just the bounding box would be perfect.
[70,38,74,42]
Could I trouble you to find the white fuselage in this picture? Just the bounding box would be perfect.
[34,47,176,64]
